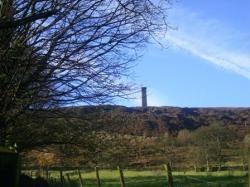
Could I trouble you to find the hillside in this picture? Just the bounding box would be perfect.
[19,105,250,169]
[59,105,250,136]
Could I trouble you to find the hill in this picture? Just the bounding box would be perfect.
[19,105,250,169]
[59,105,250,136]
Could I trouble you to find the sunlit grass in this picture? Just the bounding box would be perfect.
[23,169,248,187]
[173,170,248,177]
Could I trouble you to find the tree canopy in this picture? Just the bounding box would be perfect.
[0,0,171,144]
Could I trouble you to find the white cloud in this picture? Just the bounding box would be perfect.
[165,6,250,79]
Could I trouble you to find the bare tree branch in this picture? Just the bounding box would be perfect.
[0,10,57,30]
[0,0,171,145]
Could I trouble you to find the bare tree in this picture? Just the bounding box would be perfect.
[0,0,171,144]
[192,124,237,171]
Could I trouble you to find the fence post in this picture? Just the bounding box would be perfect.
[248,153,250,187]
[164,163,174,187]
[60,170,64,187]
[78,168,84,187]
[66,173,72,184]
[117,166,125,187]
[45,167,49,180]
[95,166,101,187]
[30,170,33,178]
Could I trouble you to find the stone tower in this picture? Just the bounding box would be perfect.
[141,87,147,108]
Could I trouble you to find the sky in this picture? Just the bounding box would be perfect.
[120,0,250,108]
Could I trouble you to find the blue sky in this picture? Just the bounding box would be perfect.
[121,0,250,107]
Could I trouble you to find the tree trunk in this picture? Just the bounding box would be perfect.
[242,158,246,171]
[218,163,221,171]
[217,157,222,171]
[206,154,210,172]
[0,119,7,146]
[0,0,14,147]
[206,160,209,172]
[194,164,197,172]
[0,0,14,48]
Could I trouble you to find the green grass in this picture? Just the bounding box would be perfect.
[27,169,249,187]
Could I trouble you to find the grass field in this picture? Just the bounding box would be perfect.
[37,169,249,187]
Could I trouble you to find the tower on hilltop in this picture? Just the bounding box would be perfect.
[141,87,147,108]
